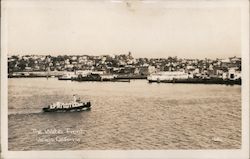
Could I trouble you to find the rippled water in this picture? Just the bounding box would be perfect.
[8,78,241,150]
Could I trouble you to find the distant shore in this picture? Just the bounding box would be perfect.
[8,71,147,79]
[8,71,241,85]
[8,71,64,78]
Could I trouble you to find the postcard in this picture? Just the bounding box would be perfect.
[1,0,249,158]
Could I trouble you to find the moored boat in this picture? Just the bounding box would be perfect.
[58,73,78,80]
[147,71,189,83]
[75,73,101,81]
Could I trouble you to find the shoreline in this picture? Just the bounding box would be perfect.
[8,75,241,85]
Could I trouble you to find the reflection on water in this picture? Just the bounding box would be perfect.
[8,78,241,150]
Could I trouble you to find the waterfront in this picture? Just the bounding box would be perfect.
[8,78,241,150]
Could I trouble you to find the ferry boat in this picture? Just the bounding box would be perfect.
[43,95,91,112]
[100,74,130,82]
[58,73,78,80]
[147,71,189,83]
[74,73,102,81]
[100,74,117,81]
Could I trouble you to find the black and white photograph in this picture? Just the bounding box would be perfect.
[1,0,249,159]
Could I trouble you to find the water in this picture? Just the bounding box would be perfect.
[8,78,241,150]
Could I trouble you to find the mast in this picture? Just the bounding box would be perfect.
[45,56,51,79]
[73,94,77,102]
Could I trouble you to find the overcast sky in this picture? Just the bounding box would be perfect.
[4,0,242,59]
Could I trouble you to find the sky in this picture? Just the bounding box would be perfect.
[4,0,242,59]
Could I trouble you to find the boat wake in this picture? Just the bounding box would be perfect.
[8,108,44,116]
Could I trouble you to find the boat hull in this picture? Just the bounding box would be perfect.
[58,77,72,80]
[148,78,241,85]
[43,102,91,112]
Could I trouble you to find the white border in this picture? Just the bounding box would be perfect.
[1,0,249,159]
